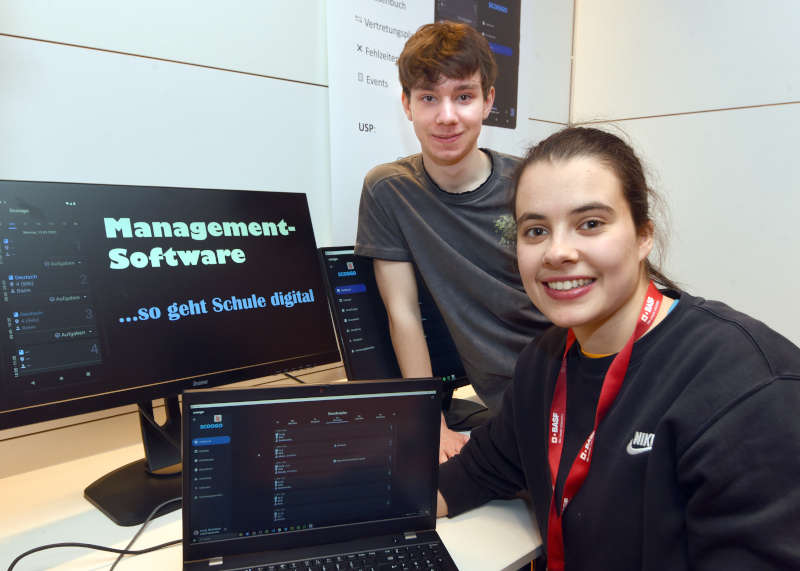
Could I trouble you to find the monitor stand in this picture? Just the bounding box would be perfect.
[84,397,182,526]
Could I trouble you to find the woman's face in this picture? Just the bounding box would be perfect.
[515,156,653,341]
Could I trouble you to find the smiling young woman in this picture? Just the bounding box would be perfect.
[437,127,800,570]
[514,154,663,355]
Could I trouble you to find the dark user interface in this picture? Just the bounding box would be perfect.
[436,0,521,129]
[0,181,338,426]
[320,249,464,383]
[1,197,103,393]
[187,391,438,543]
[321,249,399,380]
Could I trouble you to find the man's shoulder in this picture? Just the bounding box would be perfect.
[484,148,522,178]
[364,153,425,189]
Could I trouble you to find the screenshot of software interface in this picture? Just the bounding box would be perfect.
[436,0,521,129]
[187,390,438,542]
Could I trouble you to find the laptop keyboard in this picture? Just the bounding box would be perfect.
[247,540,453,570]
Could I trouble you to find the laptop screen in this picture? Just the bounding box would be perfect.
[182,379,442,561]
[318,247,466,385]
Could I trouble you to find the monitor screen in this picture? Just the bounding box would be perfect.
[0,180,341,430]
[182,379,441,560]
[318,247,465,384]
[435,0,521,129]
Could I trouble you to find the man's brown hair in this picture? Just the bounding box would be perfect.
[398,21,497,99]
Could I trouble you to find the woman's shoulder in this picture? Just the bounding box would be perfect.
[640,291,800,432]
[670,291,800,372]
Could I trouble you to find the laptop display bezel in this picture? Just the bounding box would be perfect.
[181,378,443,563]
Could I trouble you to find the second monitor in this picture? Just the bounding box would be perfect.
[319,247,466,386]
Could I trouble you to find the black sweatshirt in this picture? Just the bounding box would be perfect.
[439,291,800,570]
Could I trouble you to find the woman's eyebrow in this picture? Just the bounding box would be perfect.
[571,202,614,215]
[516,202,614,224]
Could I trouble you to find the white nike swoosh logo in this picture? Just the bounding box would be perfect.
[626,441,652,455]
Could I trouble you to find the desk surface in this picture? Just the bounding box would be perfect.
[0,377,541,570]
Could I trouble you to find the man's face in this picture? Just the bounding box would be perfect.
[401,71,494,168]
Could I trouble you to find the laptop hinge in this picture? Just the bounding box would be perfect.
[404,531,417,540]
[208,556,224,566]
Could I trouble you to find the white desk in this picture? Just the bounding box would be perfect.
[0,443,541,570]
[0,377,542,571]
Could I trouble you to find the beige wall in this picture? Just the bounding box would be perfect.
[571,0,800,345]
[0,1,333,242]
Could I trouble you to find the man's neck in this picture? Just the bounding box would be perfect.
[422,148,492,193]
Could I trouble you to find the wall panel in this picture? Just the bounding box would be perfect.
[524,0,573,124]
[0,35,332,243]
[572,1,800,122]
[0,0,327,86]
[592,106,800,345]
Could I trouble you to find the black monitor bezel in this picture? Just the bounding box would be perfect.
[0,179,342,431]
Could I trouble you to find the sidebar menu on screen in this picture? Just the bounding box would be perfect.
[0,196,104,397]
[321,250,400,380]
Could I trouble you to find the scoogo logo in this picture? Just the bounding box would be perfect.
[200,415,223,430]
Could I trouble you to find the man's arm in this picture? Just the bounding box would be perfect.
[373,259,431,377]
[373,259,469,462]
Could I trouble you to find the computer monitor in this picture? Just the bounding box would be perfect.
[0,180,341,525]
[318,247,466,385]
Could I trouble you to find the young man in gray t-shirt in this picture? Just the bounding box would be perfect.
[355,21,548,462]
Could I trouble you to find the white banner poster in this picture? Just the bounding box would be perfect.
[327,1,430,245]
[327,1,533,245]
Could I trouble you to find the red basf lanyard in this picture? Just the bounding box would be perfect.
[546,282,662,571]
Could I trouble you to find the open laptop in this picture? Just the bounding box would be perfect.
[182,378,458,570]
[318,247,490,431]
